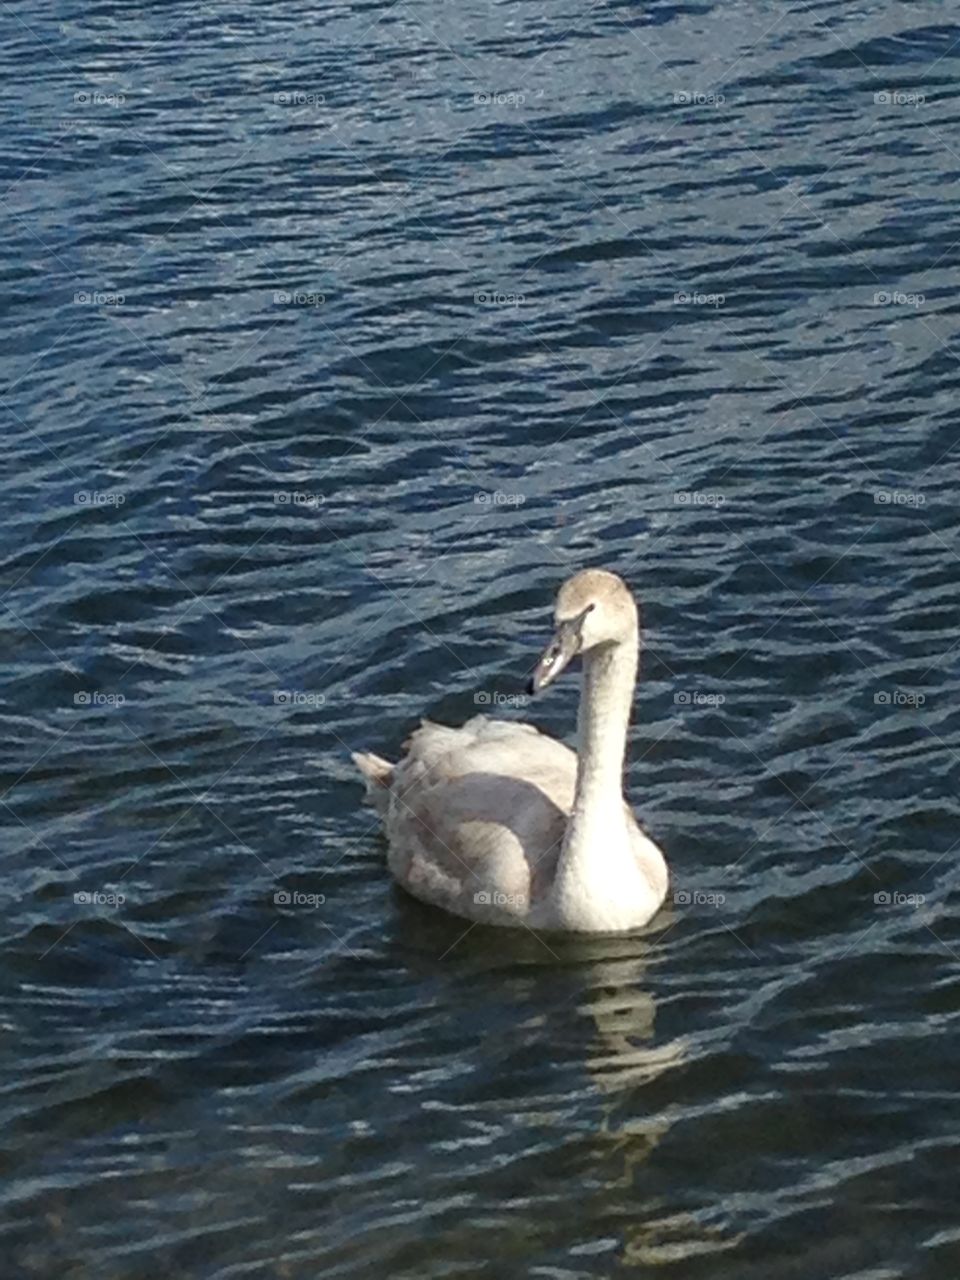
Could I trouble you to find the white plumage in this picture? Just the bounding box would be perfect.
[353,569,668,933]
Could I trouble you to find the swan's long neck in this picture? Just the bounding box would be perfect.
[572,635,637,816]
[554,630,638,894]
[545,627,664,930]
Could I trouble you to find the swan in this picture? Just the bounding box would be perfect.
[352,569,669,932]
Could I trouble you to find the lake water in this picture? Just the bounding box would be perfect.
[2,1,960,1276]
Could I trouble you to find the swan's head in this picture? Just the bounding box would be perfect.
[528,569,638,694]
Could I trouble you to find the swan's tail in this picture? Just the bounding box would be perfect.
[352,751,394,815]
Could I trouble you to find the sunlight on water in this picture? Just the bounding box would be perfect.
[1,0,959,1276]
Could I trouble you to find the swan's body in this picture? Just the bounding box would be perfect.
[353,569,668,933]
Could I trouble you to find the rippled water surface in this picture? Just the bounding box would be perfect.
[3,1,960,1276]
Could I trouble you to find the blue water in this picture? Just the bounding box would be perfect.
[2,1,960,1276]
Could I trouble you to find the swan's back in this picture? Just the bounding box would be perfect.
[357,715,578,923]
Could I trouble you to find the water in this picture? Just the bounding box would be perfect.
[2,1,959,1275]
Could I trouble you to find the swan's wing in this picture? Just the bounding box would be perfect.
[384,717,577,920]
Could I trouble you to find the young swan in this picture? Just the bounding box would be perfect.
[354,569,669,933]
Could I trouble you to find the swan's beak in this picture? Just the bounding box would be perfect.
[527,620,581,695]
